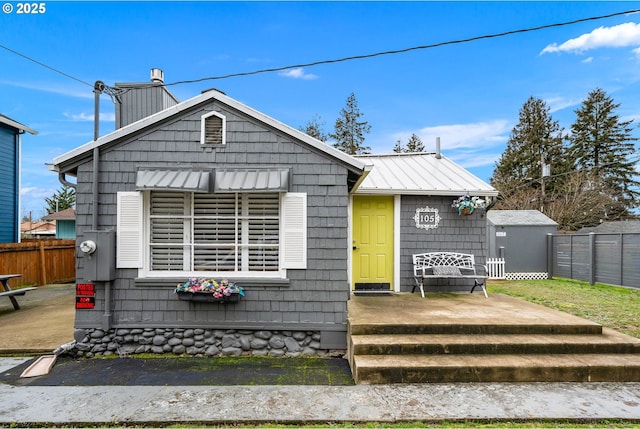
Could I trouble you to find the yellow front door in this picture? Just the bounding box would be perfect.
[352,195,394,290]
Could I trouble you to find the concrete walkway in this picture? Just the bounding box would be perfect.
[0,283,75,353]
[0,284,639,425]
[0,357,638,426]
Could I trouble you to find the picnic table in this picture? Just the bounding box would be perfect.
[0,274,37,310]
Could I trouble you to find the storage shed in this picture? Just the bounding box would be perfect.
[486,210,557,279]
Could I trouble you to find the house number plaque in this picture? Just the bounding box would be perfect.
[414,207,440,230]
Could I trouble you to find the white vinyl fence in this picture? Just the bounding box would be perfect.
[486,258,506,279]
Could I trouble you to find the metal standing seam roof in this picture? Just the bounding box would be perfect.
[135,168,290,194]
[214,168,290,193]
[136,169,212,193]
[353,153,498,196]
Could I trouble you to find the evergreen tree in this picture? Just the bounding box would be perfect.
[405,133,425,152]
[44,186,76,214]
[330,92,371,155]
[568,87,639,214]
[299,114,328,143]
[393,134,424,153]
[491,96,568,209]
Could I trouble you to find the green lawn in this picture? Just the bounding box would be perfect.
[488,278,640,338]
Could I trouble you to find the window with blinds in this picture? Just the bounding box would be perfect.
[149,191,280,273]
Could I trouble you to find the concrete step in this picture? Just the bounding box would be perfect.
[347,294,639,384]
[348,320,603,336]
[353,353,640,384]
[350,328,640,355]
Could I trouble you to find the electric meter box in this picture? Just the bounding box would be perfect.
[81,230,116,281]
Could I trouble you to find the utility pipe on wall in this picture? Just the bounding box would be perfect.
[92,81,103,231]
[93,81,112,330]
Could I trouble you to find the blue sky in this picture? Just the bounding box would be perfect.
[1,1,639,219]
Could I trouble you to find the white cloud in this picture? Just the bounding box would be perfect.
[387,120,511,171]
[450,151,504,169]
[544,96,580,113]
[63,112,115,122]
[20,186,51,199]
[406,120,511,151]
[623,112,640,123]
[582,56,594,63]
[278,67,318,80]
[0,80,93,99]
[541,22,640,55]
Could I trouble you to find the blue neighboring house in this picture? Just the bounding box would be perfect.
[0,114,37,244]
[42,207,76,239]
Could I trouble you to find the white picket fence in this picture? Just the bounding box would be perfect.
[486,258,506,280]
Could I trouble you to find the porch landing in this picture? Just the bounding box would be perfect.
[347,293,640,384]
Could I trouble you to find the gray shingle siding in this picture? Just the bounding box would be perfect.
[399,195,488,292]
[74,100,352,340]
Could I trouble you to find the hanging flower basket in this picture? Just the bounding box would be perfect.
[459,206,473,216]
[175,278,244,303]
[452,195,486,216]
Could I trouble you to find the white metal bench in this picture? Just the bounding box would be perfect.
[412,252,488,298]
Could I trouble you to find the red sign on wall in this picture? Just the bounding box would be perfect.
[76,296,95,309]
[76,283,95,297]
[76,283,95,309]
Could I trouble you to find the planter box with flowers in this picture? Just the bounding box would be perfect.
[175,278,244,303]
[452,194,486,216]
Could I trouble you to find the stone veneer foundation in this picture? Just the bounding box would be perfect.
[72,328,333,358]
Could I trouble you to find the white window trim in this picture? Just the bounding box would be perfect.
[200,110,226,146]
[137,190,304,280]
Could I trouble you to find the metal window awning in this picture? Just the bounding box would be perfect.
[136,169,211,193]
[214,168,290,193]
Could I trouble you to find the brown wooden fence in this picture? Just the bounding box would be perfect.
[0,239,76,287]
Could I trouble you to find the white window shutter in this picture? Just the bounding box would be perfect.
[117,191,143,268]
[281,193,307,269]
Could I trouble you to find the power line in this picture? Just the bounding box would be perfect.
[513,154,640,190]
[1,7,639,90]
[0,44,93,88]
[162,8,640,87]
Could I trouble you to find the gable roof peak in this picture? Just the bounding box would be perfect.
[52,89,368,173]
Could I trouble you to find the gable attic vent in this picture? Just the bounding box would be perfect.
[201,111,226,146]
